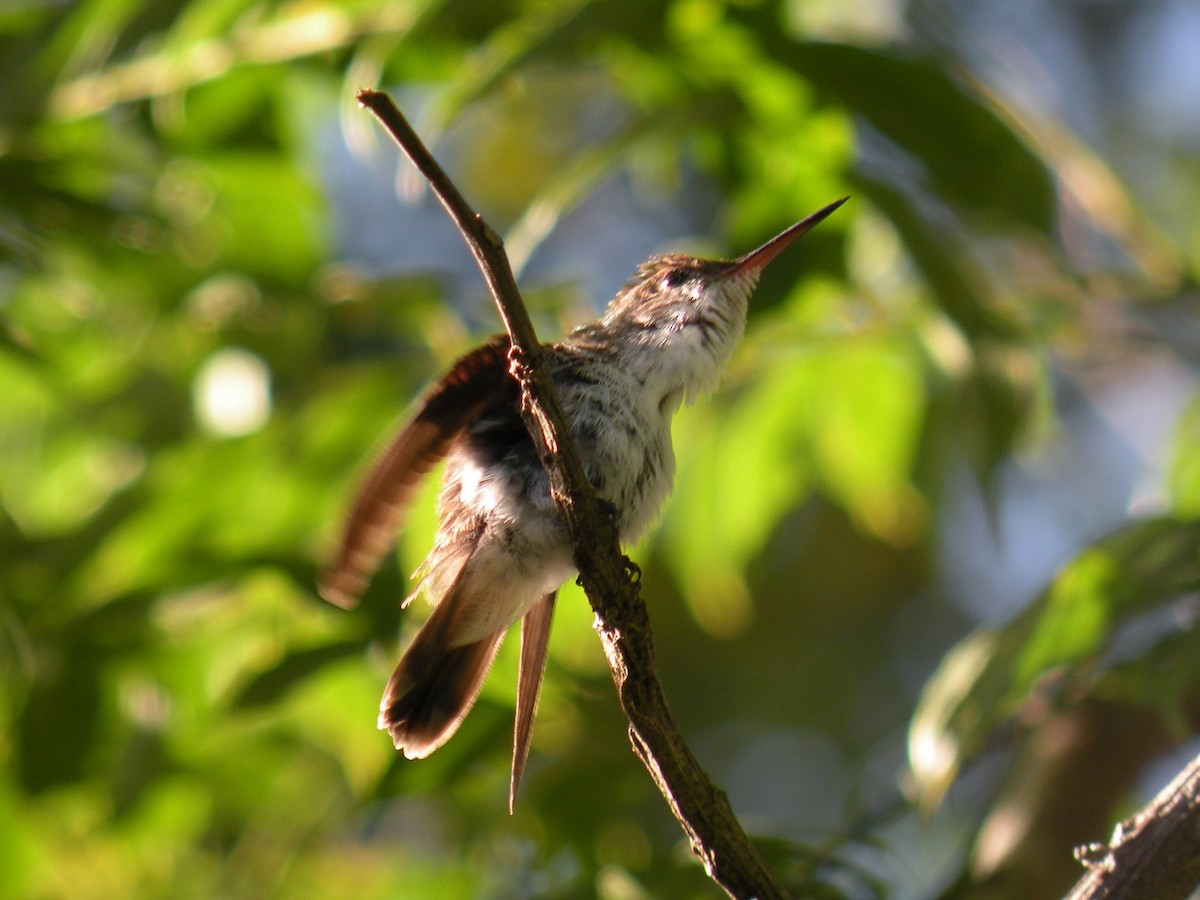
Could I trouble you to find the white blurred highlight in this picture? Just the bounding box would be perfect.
[194,348,272,437]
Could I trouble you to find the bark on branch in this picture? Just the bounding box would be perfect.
[1066,750,1200,899]
[356,88,786,900]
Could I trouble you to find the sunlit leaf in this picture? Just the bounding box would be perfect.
[1168,393,1200,518]
[664,304,926,634]
[910,517,1200,807]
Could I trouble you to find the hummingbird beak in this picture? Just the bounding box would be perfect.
[730,196,849,275]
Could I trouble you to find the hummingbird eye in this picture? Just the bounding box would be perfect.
[661,268,687,290]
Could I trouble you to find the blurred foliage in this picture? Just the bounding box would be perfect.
[910,518,1200,810]
[1,0,1197,898]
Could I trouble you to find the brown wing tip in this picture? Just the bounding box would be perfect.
[507,768,521,815]
[377,712,438,759]
[376,628,504,765]
[317,569,364,610]
[378,694,462,760]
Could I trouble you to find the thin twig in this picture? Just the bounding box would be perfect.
[356,88,786,900]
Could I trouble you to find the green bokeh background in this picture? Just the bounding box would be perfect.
[2,1,1198,897]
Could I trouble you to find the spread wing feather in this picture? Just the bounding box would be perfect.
[319,336,511,609]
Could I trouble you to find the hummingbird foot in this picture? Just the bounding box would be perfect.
[622,556,642,583]
[573,555,639,586]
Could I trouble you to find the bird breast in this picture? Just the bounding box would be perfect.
[452,344,683,548]
[555,363,678,544]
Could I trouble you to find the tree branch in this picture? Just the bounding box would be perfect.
[1066,750,1200,899]
[356,88,786,900]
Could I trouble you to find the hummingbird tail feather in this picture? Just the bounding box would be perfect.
[510,591,556,812]
[378,519,505,758]
[378,618,505,759]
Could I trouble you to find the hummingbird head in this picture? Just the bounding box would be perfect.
[595,197,847,394]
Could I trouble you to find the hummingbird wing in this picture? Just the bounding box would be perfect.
[510,591,556,812]
[319,336,512,609]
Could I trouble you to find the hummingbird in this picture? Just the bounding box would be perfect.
[320,197,847,809]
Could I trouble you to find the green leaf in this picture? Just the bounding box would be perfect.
[743,32,1057,234]
[910,517,1200,807]
[851,171,1020,342]
[232,640,366,708]
[663,317,926,635]
[1168,393,1200,518]
[202,152,327,283]
[424,0,601,135]
[1013,548,1116,685]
